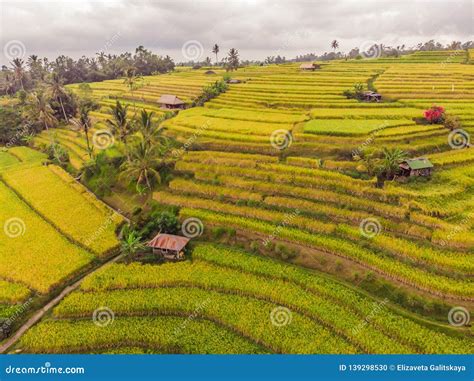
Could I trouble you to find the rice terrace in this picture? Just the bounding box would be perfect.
[0,0,473,375]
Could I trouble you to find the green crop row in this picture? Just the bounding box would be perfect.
[2,165,123,256]
[179,208,473,299]
[0,181,93,293]
[191,244,474,354]
[18,317,264,354]
[52,287,355,354]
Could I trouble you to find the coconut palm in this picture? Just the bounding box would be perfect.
[331,40,339,52]
[71,105,94,159]
[120,135,164,191]
[48,73,69,122]
[138,109,167,149]
[212,44,220,65]
[226,48,239,71]
[123,67,141,112]
[25,91,57,131]
[106,100,131,145]
[11,58,25,90]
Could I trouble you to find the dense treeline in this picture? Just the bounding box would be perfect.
[0,46,174,95]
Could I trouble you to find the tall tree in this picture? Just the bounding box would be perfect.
[331,40,339,52]
[123,66,141,111]
[212,44,220,65]
[138,109,168,149]
[48,73,69,122]
[71,104,94,159]
[25,91,57,131]
[11,58,26,90]
[226,48,239,71]
[120,135,164,191]
[27,55,44,81]
[106,100,131,146]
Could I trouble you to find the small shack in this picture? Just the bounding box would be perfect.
[158,94,185,110]
[362,91,382,102]
[227,79,242,84]
[204,70,216,75]
[147,233,190,260]
[299,63,321,71]
[399,158,433,177]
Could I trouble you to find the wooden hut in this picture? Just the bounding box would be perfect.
[147,233,190,260]
[362,91,382,102]
[158,94,185,110]
[204,70,216,75]
[399,158,433,177]
[299,63,321,71]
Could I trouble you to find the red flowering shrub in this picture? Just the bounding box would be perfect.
[424,105,445,124]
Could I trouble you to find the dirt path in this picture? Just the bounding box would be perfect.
[0,253,124,354]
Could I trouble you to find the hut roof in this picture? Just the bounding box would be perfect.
[228,79,242,84]
[299,63,317,69]
[204,70,216,75]
[147,233,190,252]
[401,158,433,170]
[158,94,185,105]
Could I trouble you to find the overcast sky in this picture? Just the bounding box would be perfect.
[1,0,472,65]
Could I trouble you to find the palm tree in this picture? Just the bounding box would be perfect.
[11,58,25,90]
[106,100,131,145]
[27,55,44,81]
[226,48,239,71]
[71,105,94,159]
[123,67,141,112]
[331,40,339,52]
[25,92,57,131]
[138,109,167,148]
[120,228,145,262]
[120,135,164,191]
[376,147,407,187]
[48,73,69,122]
[212,44,220,65]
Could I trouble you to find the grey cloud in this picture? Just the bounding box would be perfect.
[0,0,472,65]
